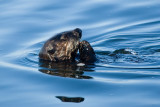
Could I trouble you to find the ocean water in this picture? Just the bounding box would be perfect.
[0,0,160,107]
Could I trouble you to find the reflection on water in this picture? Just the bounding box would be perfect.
[39,60,93,79]
[56,96,84,103]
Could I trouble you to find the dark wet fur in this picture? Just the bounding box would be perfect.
[39,28,82,62]
[79,40,97,63]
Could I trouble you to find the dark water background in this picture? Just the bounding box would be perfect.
[0,0,160,107]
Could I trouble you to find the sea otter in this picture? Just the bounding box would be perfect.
[39,28,96,63]
[39,28,82,62]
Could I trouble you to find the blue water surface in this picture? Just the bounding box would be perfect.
[0,0,160,107]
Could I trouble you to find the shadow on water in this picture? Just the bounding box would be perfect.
[38,60,94,79]
[56,96,84,103]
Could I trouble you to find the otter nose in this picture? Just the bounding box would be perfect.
[74,28,82,38]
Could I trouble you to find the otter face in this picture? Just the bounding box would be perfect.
[79,40,96,63]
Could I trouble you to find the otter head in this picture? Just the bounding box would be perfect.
[79,40,96,63]
[56,28,82,61]
[39,28,82,62]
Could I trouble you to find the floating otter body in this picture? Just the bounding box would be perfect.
[39,28,82,62]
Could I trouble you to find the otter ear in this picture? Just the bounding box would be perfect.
[74,28,82,33]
